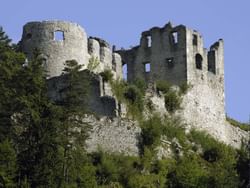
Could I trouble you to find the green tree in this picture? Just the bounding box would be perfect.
[58,60,91,186]
[0,26,25,187]
[0,140,17,187]
[14,51,62,187]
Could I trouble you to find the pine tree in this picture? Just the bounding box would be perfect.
[14,51,63,187]
[58,60,91,186]
[0,26,25,186]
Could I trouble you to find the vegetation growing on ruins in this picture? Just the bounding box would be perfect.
[226,116,250,131]
[87,56,100,72]
[0,26,249,187]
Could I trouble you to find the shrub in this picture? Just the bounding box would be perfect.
[164,90,181,113]
[156,80,171,94]
[123,85,144,119]
[124,85,141,104]
[87,56,100,71]
[92,151,119,185]
[127,173,165,188]
[236,144,250,188]
[187,129,239,187]
[179,82,190,95]
[100,69,113,82]
[140,115,164,148]
[110,79,126,102]
[166,153,209,188]
[163,118,187,146]
[133,77,147,94]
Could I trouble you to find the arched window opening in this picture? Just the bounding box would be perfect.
[195,53,203,70]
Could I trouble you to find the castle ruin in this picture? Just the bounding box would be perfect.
[20,20,248,154]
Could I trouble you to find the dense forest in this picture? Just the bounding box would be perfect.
[0,26,249,188]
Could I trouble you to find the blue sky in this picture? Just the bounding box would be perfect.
[1,0,249,122]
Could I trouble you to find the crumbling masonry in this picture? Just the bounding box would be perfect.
[20,20,249,154]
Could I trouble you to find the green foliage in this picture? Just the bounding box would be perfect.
[62,60,89,110]
[187,129,239,188]
[164,90,181,113]
[124,85,142,104]
[179,82,190,95]
[133,77,147,94]
[100,69,113,82]
[226,116,250,131]
[156,80,171,94]
[163,118,186,146]
[111,79,145,120]
[110,79,126,103]
[167,153,208,188]
[237,143,250,188]
[0,140,16,187]
[127,173,165,188]
[156,80,182,113]
[0,26,11,50]
[140,115,164,148]
[88,56,100,71]
[14,52,63,187]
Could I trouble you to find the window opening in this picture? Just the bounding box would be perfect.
[193,34,198,45]
[147,36,152,47]
[195,54,203,70]
[144,62,151,73]
[54,31,64,41]
[172,32,178,44]
[122,64,127,81]
[208,51,216,74]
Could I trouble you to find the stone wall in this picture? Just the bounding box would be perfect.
[21,21,123,79]
[84,115,140,156]
[21,21,89,78]
[117,22,187,85]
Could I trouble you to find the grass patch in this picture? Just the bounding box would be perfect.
[226,116,250,131]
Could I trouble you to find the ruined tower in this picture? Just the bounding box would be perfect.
[117,22,224,87]
[21,21,89,78]
[21,20,123,79]
[117,22,226,142]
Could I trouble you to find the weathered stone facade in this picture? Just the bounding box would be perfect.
[20,20,249,153]
[21,21,122,79]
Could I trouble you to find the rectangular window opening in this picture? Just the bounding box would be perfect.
[147,36,152,47]
[172,32,178,44]
[122,64,128,81]
[193,34,198,45]
[144,62,151,73]
[54,31,64,41]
